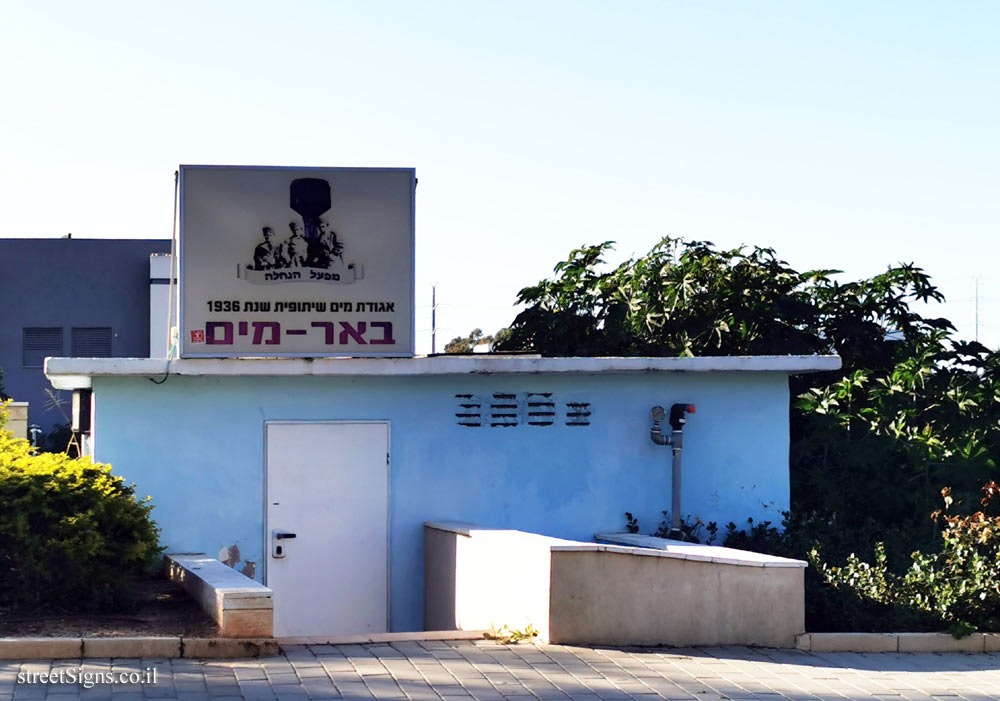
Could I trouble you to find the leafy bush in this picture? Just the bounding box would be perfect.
[812,483,1000,635]
[0,403,163,611]
[623,511,719,543]
[722,511,937,632]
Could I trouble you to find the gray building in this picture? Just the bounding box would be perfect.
[0,237,171,434]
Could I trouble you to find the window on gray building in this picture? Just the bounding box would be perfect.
[71,327,113,357]
[22,327,64,368]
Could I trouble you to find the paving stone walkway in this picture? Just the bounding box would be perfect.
[3,640,1000,700]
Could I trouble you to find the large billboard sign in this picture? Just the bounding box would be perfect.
[179,166,415,357]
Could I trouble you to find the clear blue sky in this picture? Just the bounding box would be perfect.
[2,1,996,352]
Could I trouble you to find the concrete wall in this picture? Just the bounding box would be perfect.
[424,524,564,640]
[548,550,804,647]
[0,238,170,432]
[5,402,28,439]
[424,527,459,630]
[90,369,791,631]
[424,523,805,647]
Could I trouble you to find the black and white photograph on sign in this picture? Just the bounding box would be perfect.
[240,178,362,285]
[179,166,414,358]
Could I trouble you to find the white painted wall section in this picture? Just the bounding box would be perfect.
[149,254,174,358]
[425,522,576,641]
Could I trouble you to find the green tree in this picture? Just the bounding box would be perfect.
[497,237,1000,629]
[444,328,511,354]
[444,328,488,354]
[497,237,947,368]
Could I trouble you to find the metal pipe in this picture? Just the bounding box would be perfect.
[670,428,683,537]
[649,403,696,540]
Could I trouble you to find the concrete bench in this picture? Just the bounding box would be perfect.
[166,554,273,638]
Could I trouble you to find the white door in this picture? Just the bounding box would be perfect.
[265,421,389,637]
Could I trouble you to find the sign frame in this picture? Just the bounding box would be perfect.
[177,164,416,359]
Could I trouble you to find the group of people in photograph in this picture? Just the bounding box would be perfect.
[251,219,344,271]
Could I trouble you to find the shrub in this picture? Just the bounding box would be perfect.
[622,511,718,543]
[722,511,942,632]
[0,403,163,611]
[812,482,1000,635]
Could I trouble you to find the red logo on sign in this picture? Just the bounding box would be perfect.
[190,330,206,343]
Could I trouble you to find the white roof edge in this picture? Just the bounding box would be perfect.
[45,354,841,390]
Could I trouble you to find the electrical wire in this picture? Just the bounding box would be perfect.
[151,171,179,385]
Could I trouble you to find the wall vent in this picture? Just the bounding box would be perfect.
[22,327,63,368]
[71,327,113,357]
[454,394,482,427]
[526,392,556,426]
[566,402,592,426]
[489,393,519,427]
[456,392,593,429]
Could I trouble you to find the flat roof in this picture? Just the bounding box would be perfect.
[45,354,841,390]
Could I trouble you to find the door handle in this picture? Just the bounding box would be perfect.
[271,529,297,558]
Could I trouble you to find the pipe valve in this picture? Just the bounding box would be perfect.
[649,404,695,445]
[669,403,696,431]
[649,406,670,445]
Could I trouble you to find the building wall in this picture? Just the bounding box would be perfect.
[90,370,791,632]
[148,254,175,358]
[548,549,804,647]
[0,238,171,432]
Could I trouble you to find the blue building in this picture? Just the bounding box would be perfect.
[0,237,170,433]
[46,354,838,636]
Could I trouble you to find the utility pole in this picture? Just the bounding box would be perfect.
[431,285,437,355]
[975,277,980,343]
